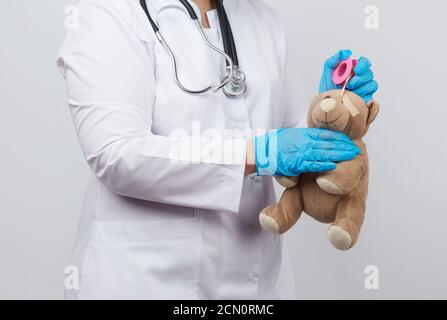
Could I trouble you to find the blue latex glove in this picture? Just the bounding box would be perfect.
[254,128,361,176]
[319,49,378,102]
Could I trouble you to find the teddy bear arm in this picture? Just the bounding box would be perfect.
[316,156,364,195]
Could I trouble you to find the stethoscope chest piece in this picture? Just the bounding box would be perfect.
[223,67,247,98]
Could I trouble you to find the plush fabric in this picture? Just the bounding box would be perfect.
[259,90,379,251]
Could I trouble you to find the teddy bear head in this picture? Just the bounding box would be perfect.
[307,90,379,140]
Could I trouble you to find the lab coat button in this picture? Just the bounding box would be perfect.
[248,273,259,282]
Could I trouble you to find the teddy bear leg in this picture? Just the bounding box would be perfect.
[317,156,363,195]
[328,194,365,251]
[260,185,303,234]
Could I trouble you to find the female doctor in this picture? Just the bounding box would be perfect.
[57,0,378,299]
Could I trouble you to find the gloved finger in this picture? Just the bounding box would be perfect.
[353,80,379,100]
[346,70,374,90]
[308,128,354,144]
[319,73,341,93]
[302,161,337,173]
[363,93,374,103]
[307,150,359,162]
[354,57,372,75]
[310,141,361,153]
[325,49,353,69]
[319,73,340,94]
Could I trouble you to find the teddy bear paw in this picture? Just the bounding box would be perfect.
[275,176,298,188]
[259,213,280,234]
[328,225,352,251]
[317,177,345,195]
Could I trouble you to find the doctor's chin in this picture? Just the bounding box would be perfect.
[2,0,446,305]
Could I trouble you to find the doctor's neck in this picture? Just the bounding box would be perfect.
[193,0,216,28]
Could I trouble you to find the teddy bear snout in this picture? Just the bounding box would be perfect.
[311,96,350,132]
[319,98,337,112]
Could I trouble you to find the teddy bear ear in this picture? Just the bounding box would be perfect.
[367,100,380,125]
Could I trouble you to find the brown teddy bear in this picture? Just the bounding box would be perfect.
[259,89,379,250]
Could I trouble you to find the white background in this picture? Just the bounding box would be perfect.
[1,0,446,299]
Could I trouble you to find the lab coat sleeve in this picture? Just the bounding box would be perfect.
[56,0,245,213]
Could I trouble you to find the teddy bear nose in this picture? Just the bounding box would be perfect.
[320,98,336,112]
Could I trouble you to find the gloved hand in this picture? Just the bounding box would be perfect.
[319,49,378,102]
[254,128,361,176]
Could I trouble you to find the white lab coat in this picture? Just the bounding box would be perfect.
[57,0,306,300]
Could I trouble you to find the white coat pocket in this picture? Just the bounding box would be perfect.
[79,218,198,300]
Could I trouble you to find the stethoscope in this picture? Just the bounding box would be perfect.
[140,0,247,98]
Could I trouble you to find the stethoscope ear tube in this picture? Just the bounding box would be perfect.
[140,0,159,33]
[216,0,232,66]
[178,0,199,20]
[216,0,239,67]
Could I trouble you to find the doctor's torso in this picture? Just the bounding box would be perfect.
[58,0,300,300]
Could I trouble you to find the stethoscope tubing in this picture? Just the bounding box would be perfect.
[216,0,238,66]
[155,21,234,94]
[140,0,243,96]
